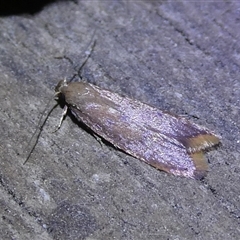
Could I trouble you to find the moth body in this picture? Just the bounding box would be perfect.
[55,80,220,179]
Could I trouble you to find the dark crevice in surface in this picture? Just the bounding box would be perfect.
[0,174,24,207]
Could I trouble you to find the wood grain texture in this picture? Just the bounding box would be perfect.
[0,1,239,239]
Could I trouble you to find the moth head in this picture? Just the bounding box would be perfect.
[55,79,68,100]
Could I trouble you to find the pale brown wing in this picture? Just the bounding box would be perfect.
[61,82,219,179]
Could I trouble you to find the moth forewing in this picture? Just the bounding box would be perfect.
[55,80,220,179]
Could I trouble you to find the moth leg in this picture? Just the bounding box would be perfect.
[52,105,68,132]
[92,133,103,147]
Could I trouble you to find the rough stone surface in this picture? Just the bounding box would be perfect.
[0,1,239,239]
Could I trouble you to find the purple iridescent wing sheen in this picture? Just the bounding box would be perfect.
[57,81,220,179]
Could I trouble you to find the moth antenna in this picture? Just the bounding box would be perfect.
[66,37,96,82]
[24,33,97,164]
[55,31,96,83]
[23,96,59,164]
[76,38,96,81]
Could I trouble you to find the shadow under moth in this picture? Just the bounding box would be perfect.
[54,79,220,179]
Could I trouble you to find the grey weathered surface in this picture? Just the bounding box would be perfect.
[0,1,239,239]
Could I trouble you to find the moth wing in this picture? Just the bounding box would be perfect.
[67,84,210,179]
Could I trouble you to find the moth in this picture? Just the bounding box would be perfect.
[54,79,220,179]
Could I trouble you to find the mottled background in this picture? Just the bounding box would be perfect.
[0,1,239,239]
